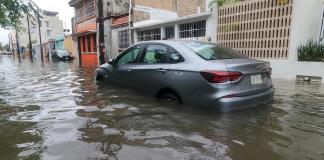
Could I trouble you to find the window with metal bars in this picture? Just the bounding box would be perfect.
[118,29,129,48]
[84,1,95,18]
[137,28,161,41]
[179,20,206,38]
[165,26,175,39]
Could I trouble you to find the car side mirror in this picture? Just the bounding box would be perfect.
[108,58,115,65]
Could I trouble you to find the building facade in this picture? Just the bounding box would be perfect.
[132,0,217,43]
[216,0,324,80]
[69,0,98,66]
[9,10,64,57]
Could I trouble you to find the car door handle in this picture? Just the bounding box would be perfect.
[156,69,166,73]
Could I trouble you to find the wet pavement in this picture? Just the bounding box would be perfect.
[0,54,323,160]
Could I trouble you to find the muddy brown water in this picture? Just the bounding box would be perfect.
[0,55,323,160]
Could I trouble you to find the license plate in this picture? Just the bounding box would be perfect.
[251,74,262,85]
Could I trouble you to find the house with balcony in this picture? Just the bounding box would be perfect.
[69,0,98,66]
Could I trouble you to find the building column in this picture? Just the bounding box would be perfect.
[161,26,165,40]
[133,29,138,43]
[175,24,180,39]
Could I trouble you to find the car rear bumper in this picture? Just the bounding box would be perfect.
[214,87,275,112]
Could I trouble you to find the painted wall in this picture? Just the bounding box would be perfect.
[265,60,324,82]
[64,36,76,57]
[288,0,324,61]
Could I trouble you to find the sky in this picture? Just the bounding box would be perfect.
[0,0,74,44]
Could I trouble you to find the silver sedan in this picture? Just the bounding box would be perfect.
[96,40,274,112]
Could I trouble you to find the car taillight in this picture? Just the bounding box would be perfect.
[266,68,272,77]
[199,71,243,83]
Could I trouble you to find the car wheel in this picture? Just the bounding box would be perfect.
[96,74,104,81]
[157,89,182,104]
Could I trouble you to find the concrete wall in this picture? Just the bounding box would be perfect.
[64,36,77,57]
[111,25,129,58]
[104,0,129,16]
[265,59,324,82]
[288,0,324,61]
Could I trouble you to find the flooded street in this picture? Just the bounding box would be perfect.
[0,55,323,160]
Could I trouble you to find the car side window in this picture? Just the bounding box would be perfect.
[141,44,168,64]
[169,47,184,63]
[116,45,141,64]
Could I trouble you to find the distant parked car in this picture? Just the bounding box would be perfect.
[96,40,274,112]
[51,49,73,60]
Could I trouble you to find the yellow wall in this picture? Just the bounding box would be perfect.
[64,36,76,57]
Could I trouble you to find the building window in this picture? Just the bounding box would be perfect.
[47,30,51,36]
[76,7,84,22]
[45,21,49,27]
[118,29,129,48]
[76,1,95,23]
[137,28,161,41]
[164,26,175,39]
[179,20,206,38]
[84,1,95,18]
[87,35,91,52]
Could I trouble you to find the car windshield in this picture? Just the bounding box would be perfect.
[56,50,69,56]
[183,42,245,60]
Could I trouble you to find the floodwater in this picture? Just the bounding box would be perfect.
[0,55,323,160]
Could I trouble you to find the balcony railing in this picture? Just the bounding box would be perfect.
[75,1,95,23]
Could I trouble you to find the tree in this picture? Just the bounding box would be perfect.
[0,0,39,28]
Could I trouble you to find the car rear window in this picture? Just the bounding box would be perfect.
[183,42,245,60]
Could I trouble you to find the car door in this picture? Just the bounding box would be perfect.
[131,43,170,94]
[110,45,143,88]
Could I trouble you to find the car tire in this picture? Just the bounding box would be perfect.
[96,74,104,81]
[157,89,182,104]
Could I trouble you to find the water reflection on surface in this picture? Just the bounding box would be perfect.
[0,55,323,160]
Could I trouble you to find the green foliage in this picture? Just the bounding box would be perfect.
[0,0,40,28]
[209,0,242,8]
[0,42,10,51]
[297,40,324,62]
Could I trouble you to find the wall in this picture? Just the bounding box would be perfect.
[217,0,293,59]
[265,60,324,82]
[134,0,176,12]
[288,0,324,61]
[111,25,129,58]
[64,36,76,57]
[177,0,206,17]
[103,0,129,16]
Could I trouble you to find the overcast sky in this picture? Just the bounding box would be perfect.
[0,0,74,44]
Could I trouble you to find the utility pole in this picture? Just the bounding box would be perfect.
[26,14,33,61]
[37,12,44,62]
[129,0,134,45]
[98,0,105,65]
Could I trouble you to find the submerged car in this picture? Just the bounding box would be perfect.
[51,49,73,60]
[96,40,274,112]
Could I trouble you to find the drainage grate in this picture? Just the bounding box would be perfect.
[296,75,322,84]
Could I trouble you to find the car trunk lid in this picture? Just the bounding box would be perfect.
[212,58,272,96]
